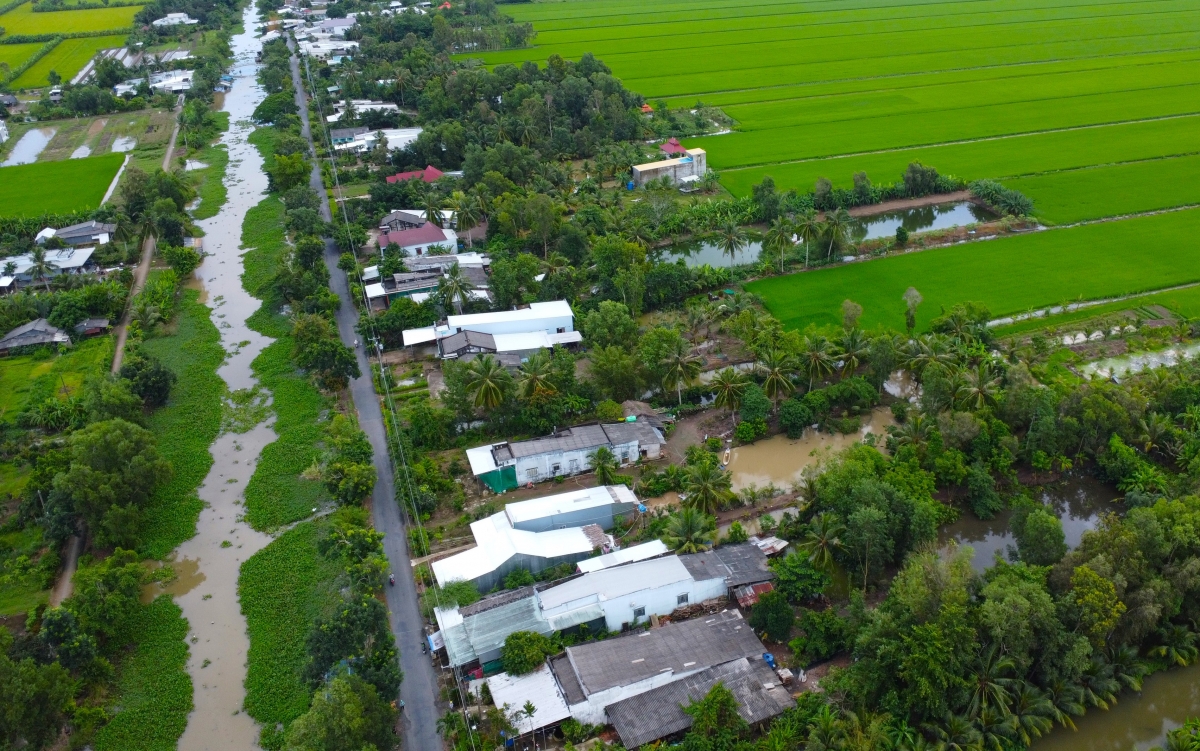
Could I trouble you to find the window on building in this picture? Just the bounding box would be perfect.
[633,607,646,619]
[569,459,579,472]
[526,468,537,480]
[620,452,629,463]
[677,593,689,606]
[551,463,562,475]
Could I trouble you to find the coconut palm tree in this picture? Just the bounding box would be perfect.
[837,328,869,379]
[662,507,716,553]
[660,339,702,406]
[1108,645,1149,692]
[956,362,1002,411]
[443,191,480,248]
[889,412,932,455]
[588,446,620,485]
[1008,684,1054,746]
[822,207,852,261]
[26,246,57,291]
[763,215,795,274]
[437,263,474,314]
[798,334,837,390]
[541,252,569,278]
[758,349,796,412]
[801,511,845,573]
[682,462,732,515]
[1137,412,1174,454]
[2,260,16,279]
[1079,658,1120,710]
[1150,625,1199,667]
[463,354,509,410]
[974,708,1015,751]
[1042,679,1086,731]
[925,714,981,751]
[968,645,1017,718]
[516,350,557,401]
[710,367,747,428]
[793,208,822,269]
[712,219,748,267]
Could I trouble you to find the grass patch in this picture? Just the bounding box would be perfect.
[239,520,341,735]
[243,338,327,530]
[993,284,1200,338]
[0,336,112,424]
[240,192,287,309]
[0,153,124,216]
[190,143,229,220]
[746,207,1200,332]
[11,34,129,87]
[0,1,139,34]
[137,288,225,559]
[0,521,49,617]
[92,596,192,751]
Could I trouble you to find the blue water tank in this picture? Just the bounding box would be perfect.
[762,652,776,669]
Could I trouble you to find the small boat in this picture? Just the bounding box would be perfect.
[723,448,731,465]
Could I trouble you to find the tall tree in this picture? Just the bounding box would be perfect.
[463,354,510,411]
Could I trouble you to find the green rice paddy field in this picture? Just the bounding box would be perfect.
[0,1,140,35]
[475,0,1200,330]
[10,34,127,87]
[0,153,124,216]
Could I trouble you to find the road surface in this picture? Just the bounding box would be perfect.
[286,36,443,751]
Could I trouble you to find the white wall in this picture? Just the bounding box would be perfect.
[510,439,642,484]
[567,667,706,726]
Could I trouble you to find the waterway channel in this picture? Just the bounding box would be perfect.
[146,7,276,748]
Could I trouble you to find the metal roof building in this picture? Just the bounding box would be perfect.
[548,609,767,725]
[679,543,776,589]
[576,540,668,573]
[434,587,550,667]
[504,485,638,532]
[606,656,794,748]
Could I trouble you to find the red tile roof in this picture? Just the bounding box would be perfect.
[385,165,445,184]
[660,137,686,155]
[382,221,453,248]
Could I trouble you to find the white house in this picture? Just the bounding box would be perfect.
[36,220,114,247]
[151,12,199,26]
[113,69,194,97]
[632,148,707,188]
[403,299,574,346]
[537,555,728,633]
[318,16,356,35]
[1,247,96,287]
[298,38,359,61]
[324,97,393,122]
[332,127,422,153]
[464,419,662,492]
[576,540,668,573]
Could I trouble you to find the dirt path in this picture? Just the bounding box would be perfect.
[48,534,82,607]
[109,96,183,375]
[842,190,974,217]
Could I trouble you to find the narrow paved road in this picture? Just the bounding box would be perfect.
[286,37,443,751]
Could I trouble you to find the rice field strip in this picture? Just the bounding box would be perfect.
[514,0,1183,32]
[494,6,1200,65]
[1050,202,1200,229]
[996,150,1200,180]
[662,48,1200,107]
[986,281,1200,327]
[718,112,1200,172]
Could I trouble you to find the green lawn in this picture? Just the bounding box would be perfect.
[0,153,124,216]
[745,207,1200,331]
[138,289,225,559]
[11,34,129,87]
[0,1,139,34]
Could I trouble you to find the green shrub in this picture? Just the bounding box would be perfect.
[501,630,556,675]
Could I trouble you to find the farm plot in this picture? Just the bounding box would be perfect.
[0,1,140,35]
[0,41,41,70]
[474,0,1200,211]
[10,34,126,87]
[744,208,1200,332]
[0,152,124,216]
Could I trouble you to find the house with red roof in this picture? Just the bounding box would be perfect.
[381,221,459,256]
[659,137,687,155]
[385,165,445,184]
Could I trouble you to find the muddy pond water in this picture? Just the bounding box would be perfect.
[1082,341,1200,380]
[938,475,1119,573]
[726,407,895,492]
[2,127,57,165]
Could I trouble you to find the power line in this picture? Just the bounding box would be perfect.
[296,43,481,751]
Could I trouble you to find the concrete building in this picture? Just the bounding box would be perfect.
[403,300,580,365]
[430,486,635,591]
[430,511,609,592]
[678,543,777,595]
[465,419,663,493]
[36,220,114,247]
[632,148,706,188]
[379,221,457,256]
[537,555,728,633]
[151,12,199,26]
[318,16,356,35]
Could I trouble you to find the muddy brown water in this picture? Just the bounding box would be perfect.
[146,7,277,748]
[726,408,896,492]
[938,475,1119,573]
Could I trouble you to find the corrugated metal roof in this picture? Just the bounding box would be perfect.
[607,656,795,748]
[679,544,775,588]
[537,556,693,612]
[487,665,572,733]
[448,300,572,328]
[430,512,599,587]
[506,424,611,459]
[505,486,635,526]
[561,610,763,696]
[439,592,552,667]
[546,602,604,631]
[577,540,668,573]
